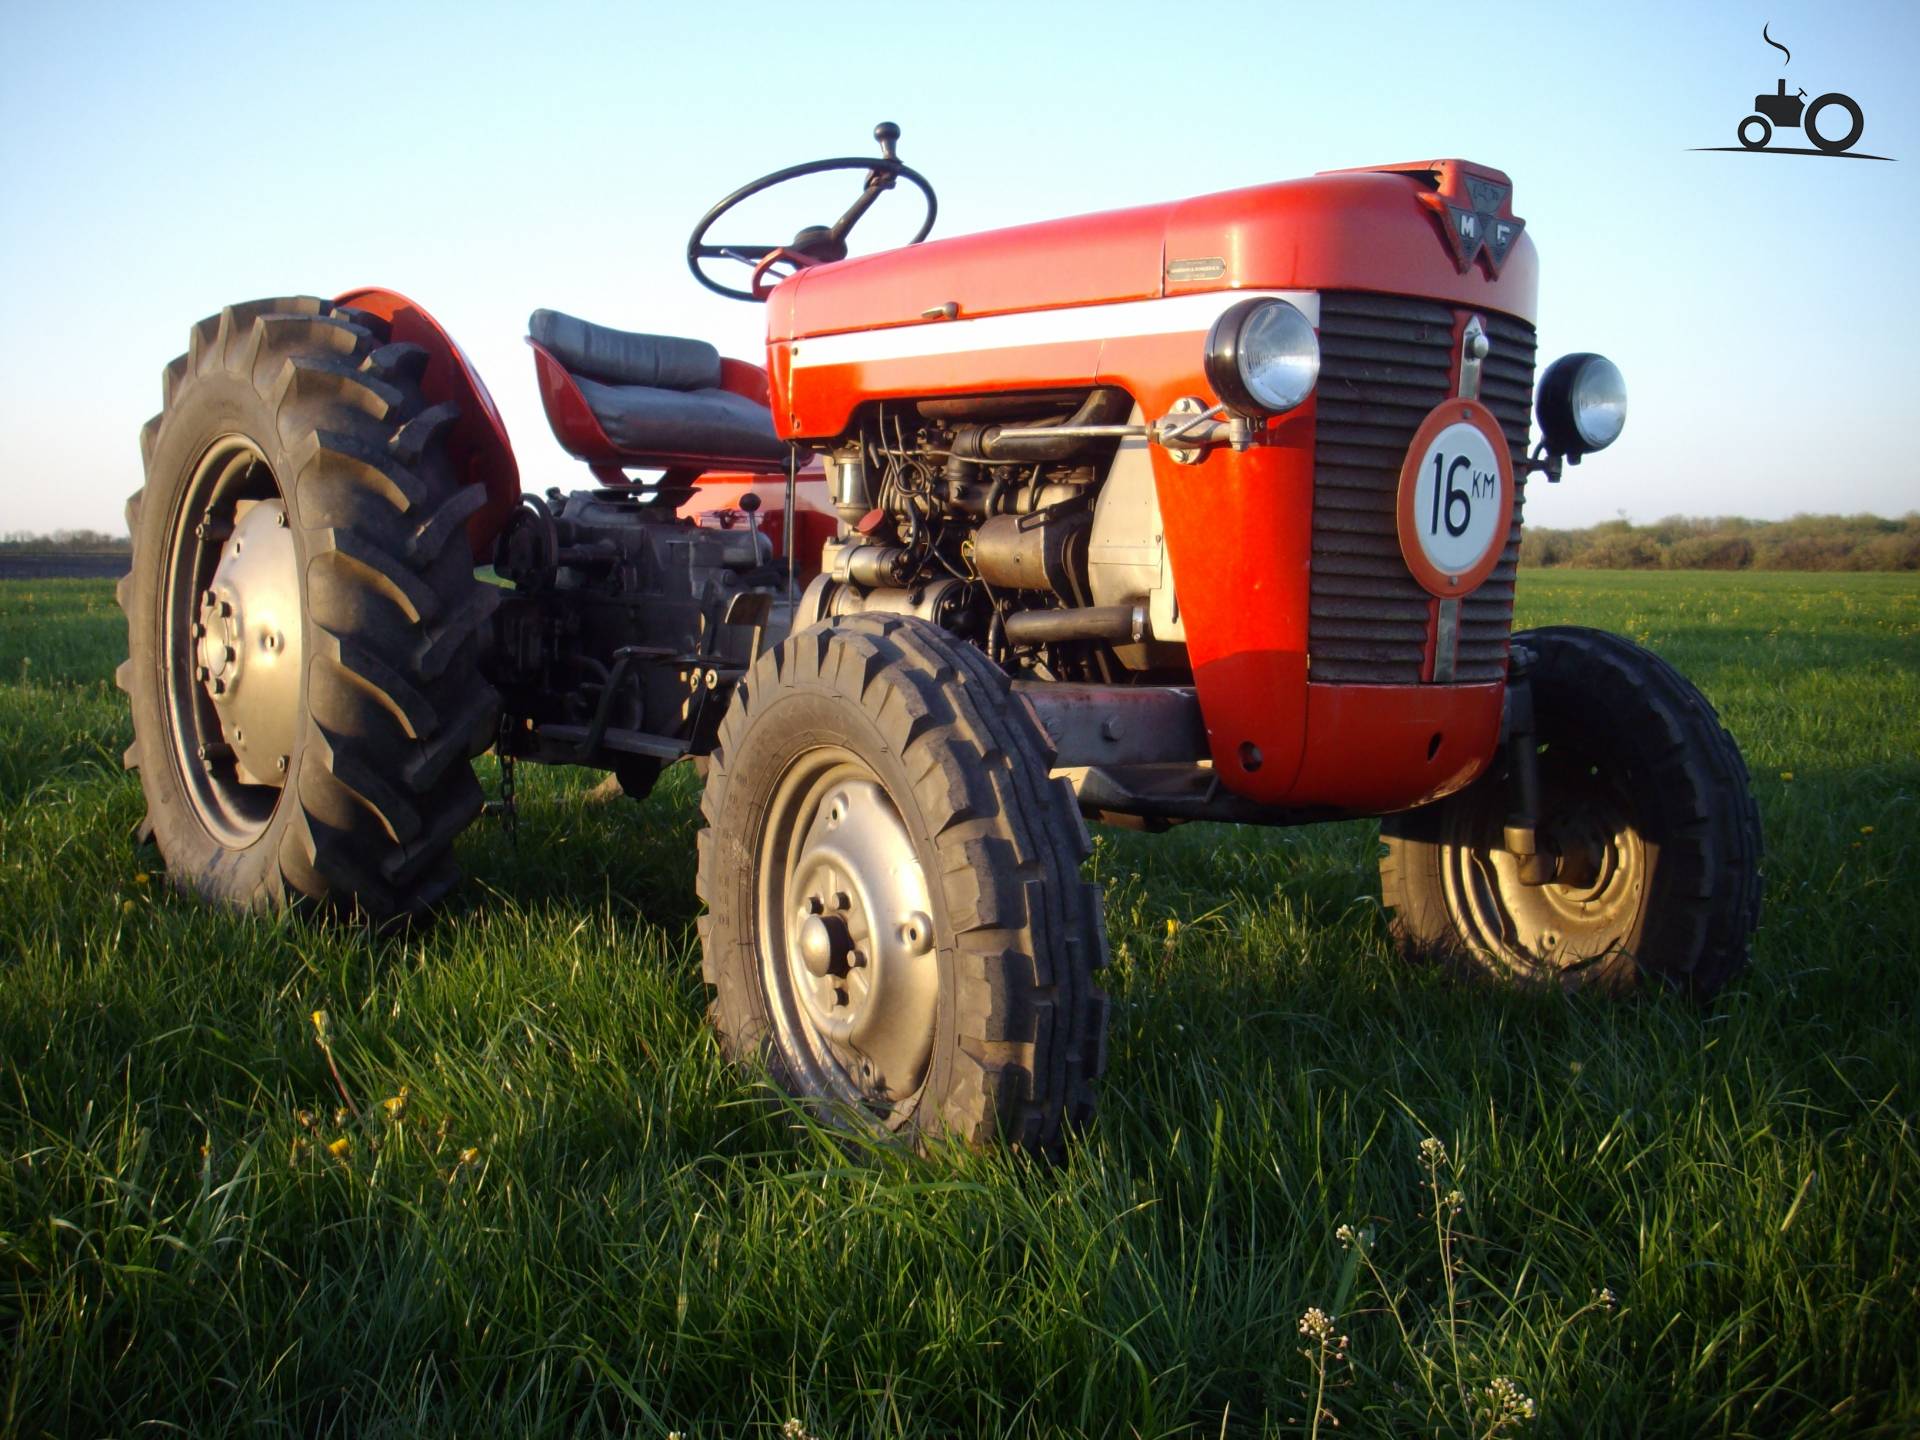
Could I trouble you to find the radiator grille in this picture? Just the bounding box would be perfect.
[1308,292,1536,684]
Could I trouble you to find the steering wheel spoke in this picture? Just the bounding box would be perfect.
[686,127,938,303]
[694,242,780,262]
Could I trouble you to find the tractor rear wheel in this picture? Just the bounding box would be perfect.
[1380,626,1761,998]
[118,297,500,918]
[696,615,1108,1149]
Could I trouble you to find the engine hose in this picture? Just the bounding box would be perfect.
[951,387,1132,462]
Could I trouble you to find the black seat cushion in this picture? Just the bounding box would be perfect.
[572,375,788,464]
[529,308,722,391]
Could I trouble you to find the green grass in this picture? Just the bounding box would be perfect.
[2,571,1916,1437]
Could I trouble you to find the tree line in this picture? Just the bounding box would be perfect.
[1,530,129,553]
[6,514,1918,572]
[1520,513,1919,571]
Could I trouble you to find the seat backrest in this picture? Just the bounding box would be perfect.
[528,309,722,392]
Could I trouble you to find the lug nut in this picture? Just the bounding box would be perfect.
[194,664,210,683]
[832,891,851,912]
[275,755,288,774]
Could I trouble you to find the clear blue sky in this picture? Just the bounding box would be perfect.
[2,0,1914,534]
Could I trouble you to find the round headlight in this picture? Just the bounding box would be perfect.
[1536,353,1628,458]
[1205,298,1320,416]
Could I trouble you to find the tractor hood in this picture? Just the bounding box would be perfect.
[766,160,1539,345]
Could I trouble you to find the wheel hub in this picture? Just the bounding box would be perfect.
[1445,753,1646,977]
[197,498,301,787]
[768,770,939,1104]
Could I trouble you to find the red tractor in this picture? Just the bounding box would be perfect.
[120,125,1760,1148]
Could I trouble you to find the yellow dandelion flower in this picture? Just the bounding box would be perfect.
[1860,825,1875,835]
[134,872,150,886]
[381,1088,410,1119]
[122,899,136,914]
[458,1147,479,1166]
[327,1137,351,1158]
[1779,770,1794,781]
[1165,917,1179,938]
[311,1009,332,1042]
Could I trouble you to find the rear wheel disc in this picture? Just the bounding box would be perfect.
[164,437,301,846]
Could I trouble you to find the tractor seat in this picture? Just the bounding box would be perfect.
[528,308,787,466]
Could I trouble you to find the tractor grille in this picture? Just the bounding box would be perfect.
[1308,292,1536,685]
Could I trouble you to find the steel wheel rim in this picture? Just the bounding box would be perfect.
[1440,747,1648,978]
[162,435,302,848]
[754,746,939,1115]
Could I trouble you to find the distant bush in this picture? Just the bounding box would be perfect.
[1520,514,1918,571]
[1667,535,1754,570]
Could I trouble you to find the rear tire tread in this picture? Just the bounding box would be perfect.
[121,295,497,919]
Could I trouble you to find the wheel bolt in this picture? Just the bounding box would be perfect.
[804,895,825,916]
[275,755,289,774]
[897,911,933,955]
[832,891,851,912]
[194,664,210,683]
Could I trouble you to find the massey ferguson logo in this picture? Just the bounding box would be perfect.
[1434,172,1525,276]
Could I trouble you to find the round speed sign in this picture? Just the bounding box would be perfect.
[1394,398,1515,598]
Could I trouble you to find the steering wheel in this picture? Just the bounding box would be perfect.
[686,122,938,303]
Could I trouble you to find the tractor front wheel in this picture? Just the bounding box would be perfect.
[696,616,1108,1149]
[1381,626,1761,998]
[118,297,500,918]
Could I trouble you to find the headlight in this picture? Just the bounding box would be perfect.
[1205,298,1320,416]
[1536,353,1627,458]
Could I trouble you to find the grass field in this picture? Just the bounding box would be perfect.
[2,571,1916,1437]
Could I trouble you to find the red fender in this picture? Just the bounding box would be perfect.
[334,288,521,559]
